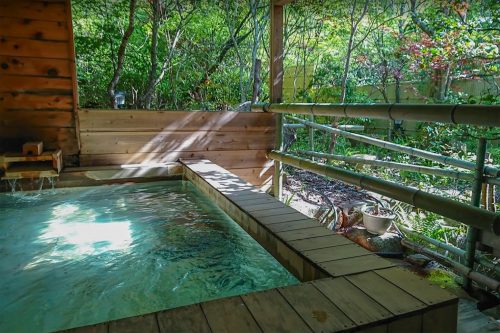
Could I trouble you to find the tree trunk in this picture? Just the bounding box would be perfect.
[107,0,138,109]
[251,58,262,103]
[395,77,401,103]
[328,9,356,154]
[329,20,355,153]
[190,10,252,101]
[329,0,368,153]
[339,31,355,104]
[141,0,162,109]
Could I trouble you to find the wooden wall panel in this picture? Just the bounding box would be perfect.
[0,75,72,92]
[0,56,72,77]
[0,17,69,41]
[0,93,73,110]
[0,1,67,22]
[0,110,74,127]
[0,0,79,165]
[0,37,71,58]
[80,131,273,154]
[79,110,275,188]
[79,150,271,169]
[79,110,275,132]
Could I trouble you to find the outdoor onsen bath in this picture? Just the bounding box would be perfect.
[0,180,298,332]
[1,0,499,332]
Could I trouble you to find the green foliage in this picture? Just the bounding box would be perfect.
[427,269,461,291]
[72,0,269,110]
[408,211,466,247]
[72,0,498,108]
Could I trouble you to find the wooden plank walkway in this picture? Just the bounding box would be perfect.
[60,159,458,333]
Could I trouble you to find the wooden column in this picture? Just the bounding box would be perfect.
[66,0,82,158]
[270,2,284,198]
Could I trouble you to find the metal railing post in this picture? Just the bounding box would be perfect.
[274,114,284,199]
[309,114,314,153]
[464,137,487,290]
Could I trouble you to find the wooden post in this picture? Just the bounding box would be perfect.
[66,0,81,160]
[270,2,284,199]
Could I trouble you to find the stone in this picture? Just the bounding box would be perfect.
[342,225,403,253]
[406,254,433,267]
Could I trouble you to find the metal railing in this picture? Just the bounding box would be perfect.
[261,102,500,290]
[252,102,500,127]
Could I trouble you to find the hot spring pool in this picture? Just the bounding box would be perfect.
[0,181,298,332]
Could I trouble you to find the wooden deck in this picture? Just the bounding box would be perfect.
[61,160,458,333]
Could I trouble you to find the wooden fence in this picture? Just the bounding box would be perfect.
[78,110,275,188]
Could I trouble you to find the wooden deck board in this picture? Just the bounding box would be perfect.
[319,254,395,277]
[157,304,210,333]
[241,289,313,333]
[243,201,288,212]
[303,244,372,263]
[233,197,277,206]
[289,235,353,251]
[313,277,392,326]
[375,267,457,306]
[109,314,159,333]
[251,208,304,218]
[346,271,427,316]
[60,324,108,333]
[277,227,334,242]
[228,192,271,200]
[278,283,356,332]
[255,212,311,224]
[202,296,262,333]
[225,190,266,200]
[267,219,319,233]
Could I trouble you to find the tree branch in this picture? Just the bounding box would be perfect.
[409,0,435,37]
[107,0,138,109]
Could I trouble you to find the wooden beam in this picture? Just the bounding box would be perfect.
[270,4,284,198]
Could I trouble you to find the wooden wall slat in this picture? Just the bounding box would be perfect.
[80,131,274,154]
[0,17,68,41]
[1,110,74,128]
[229,167,273,188]
[0,56,72,77]
[0,37,70,59]
[0,75,72,92]
[0,2,66,21]
[0,93,72,110]
[79,110,275,132]
[79,150,272,168]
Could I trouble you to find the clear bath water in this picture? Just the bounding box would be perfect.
[0,181,298,332]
